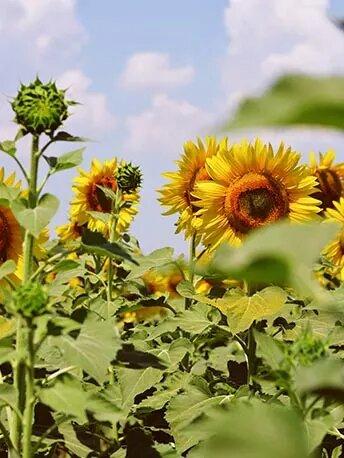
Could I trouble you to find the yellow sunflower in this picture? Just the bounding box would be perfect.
[193,139,321,249]
[56,220,86,243]
[70,159,139,235]
[323,197,344,280]
[158,137,228,238]
[0,168,23,266]
[309,150,344,212]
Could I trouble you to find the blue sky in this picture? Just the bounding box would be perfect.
[0,0,343,254]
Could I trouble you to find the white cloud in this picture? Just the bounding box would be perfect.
[57,70,116,137]
[0,0,86,62]
[119,52,195,90]
[223,0,344,106]
[124,93,214,158]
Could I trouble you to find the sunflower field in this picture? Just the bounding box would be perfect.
[0,78,342,458]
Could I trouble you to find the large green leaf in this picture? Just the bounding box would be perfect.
[225,74,344,131]
[39,376,89,423]
[45,147,85,173]
[165,379,230,453]
[199,221,339,300]
[213,287,287,333]
[60,318,120,384]
[81,229,138,264]
[11,193,59,237]
[187,399,308,458]
[116,366,164,414]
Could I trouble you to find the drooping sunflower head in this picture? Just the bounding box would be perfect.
[70,159,139,235]
[309,150,344,211]
[11,77,72,135]
[322,197,344,280]
[194,139,322,249]
[158,136,228,238]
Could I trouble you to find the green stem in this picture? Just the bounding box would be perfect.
[106,197,120,308]
[11,135,40,456]
[247,324,257,385]
[185,232,197,309]
[21,323,35,458]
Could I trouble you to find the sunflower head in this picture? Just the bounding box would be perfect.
[194,139,322,249]
[71,159,139,235]
[13,281,48,317]
[158,136,228,238]
[11,77,73,135]
[309,150,344,211]
[117,162,142,192]
[322,197,344,279]
[56,220,86,244]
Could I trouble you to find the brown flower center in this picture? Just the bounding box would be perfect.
[87,175,117,212]
[0,211,10,261]
[225,172,289,234]
[314,169,342,211]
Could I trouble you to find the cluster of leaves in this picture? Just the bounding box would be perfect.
[1,211,343,457]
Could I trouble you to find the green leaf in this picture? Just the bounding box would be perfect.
[254,331,285,370]
[11,193,59,237]
[81,229,138,264]
[205,287,287,334]
[86,210,111,224]
[53,131,88,143]
[39,375,89,423]
[126,247,174,280]
[58,423,93,457]
[225,74,344,131]
[187,399,308,458]
[0,260,16,280]
[0,383,16,411]
[60,318,120,384]
[0,140,16,156]
[200,221,339,300]
[0,183,21,201]
[52,147,85,172]
[116,366,164,414]
[295,358,344,401]
[165,380,230,453]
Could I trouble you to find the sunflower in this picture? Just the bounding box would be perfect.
[70,159,139,235]
[309,150,344,212]
[0,168,23,265]
[56,220,86,244]
[193,139,321,249]
[158,137,228,238]
[0,206,22,264]
[323,197,344,280]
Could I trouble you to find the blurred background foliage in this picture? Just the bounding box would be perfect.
[224,74,344,131]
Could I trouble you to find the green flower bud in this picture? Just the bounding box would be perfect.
[13,282,48,317]
[11,77,73,135]
[117,162,142,192]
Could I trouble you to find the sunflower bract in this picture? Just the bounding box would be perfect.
[11,78,71,135]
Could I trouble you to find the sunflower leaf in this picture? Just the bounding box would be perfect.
[0,260,16,280]
[81,229,138,264]
[11,193,59,237]
[212,286,287,333]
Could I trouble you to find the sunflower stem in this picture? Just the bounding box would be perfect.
[12,135,40,456]
[185,232,197,309]
[246,323,257,386]
[107,193,121,309]
[21,321,35,458]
